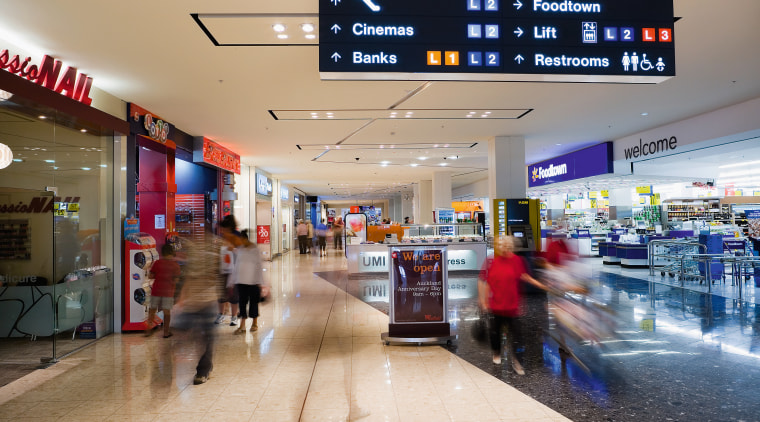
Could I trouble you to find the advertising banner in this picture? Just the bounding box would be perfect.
[390,246,447,323]
[256,225,271,244]
[747,210,760,237]
[345,213,367,243]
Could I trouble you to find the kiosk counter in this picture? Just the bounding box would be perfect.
[346,240,487,276]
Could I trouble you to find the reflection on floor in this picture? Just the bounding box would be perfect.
[318,258,760,421]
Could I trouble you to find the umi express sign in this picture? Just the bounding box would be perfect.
[1,49,94,105]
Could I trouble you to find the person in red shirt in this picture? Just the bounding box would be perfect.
[146,244,182,338]
[478,235,545,374]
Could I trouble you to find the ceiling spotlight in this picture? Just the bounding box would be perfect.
[418,156,428,161]
[272,24,286,32]
[447,155,459,160]
[80,128,87,133]
[410,163,419,167]
[641,112,649,116]
[305,34,316,39]
[39,115,47,119]
[300,23,315,32]
[277,34,289,39]
[439,163,448,166]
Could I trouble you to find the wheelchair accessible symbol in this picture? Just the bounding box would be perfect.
[622,52,666,72]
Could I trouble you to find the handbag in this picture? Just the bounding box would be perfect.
[471,308,489,345]
[259,285,270,303]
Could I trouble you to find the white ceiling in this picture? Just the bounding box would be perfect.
[1,0,759,199]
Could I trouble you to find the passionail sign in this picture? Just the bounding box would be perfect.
[0,48,94,105]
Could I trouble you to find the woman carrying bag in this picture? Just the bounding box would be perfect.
[478,235,545,375]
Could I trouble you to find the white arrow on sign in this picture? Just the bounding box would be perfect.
[331,0,341,6]
[362,0,381,12]
[514,54,525,64]
[331,24,342,34]
[331,52,342,62]
[514,27,524,37]
[513,0,523,10]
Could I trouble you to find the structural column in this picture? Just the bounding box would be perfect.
[488,136,527,200]
[432,171,452,210]
[415,180,433,224]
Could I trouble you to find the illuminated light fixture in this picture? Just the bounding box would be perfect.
[0,143,13,169]
[300,23,314,32]
[305,34,316,39]
[277,34,288,39]
[39,115,47,119]
[439,162,448,166]
[485,111,491,114]
[53,166,59,170]
[641,112,649,116]
[418,156,428,160]
[44,159,55,163]
[480,114,488,118]
[447,155,459,160]
[81,167,91,171]
[0,90,12,101]
[272,23,286,32]
[719,160,760,169]
[410,163,419,167]
[100,164,107,167]
[380,161,390,165]
[13,158,23,162]
[466,114,473,118]
[433,144,439,148]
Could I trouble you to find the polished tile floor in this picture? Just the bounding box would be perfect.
[0,249,568,422]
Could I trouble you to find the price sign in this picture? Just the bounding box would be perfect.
[320,0,675,82]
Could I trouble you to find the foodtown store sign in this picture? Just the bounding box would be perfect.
[0,47,94,105]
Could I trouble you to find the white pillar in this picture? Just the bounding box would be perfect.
[402,191,414,223]
[432,171,452,209]
[488,136,526,199]
[416,180,433,224]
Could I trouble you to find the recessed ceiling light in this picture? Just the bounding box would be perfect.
[277,34,289,39]
[44,159,55,163]
[13,158,23,162]
[80,129,87,133]
[418,157,428,161]
[301,23,314,32]
[439,163,448,166]
[410,163,418,167]
[447,155,458,160]
[100,164,107,167]
[641,112,649,116]
[39,115,47,119]
[381,161,390,165]
[305,34,316,39]
[272,24,286,32]
[81,167,91,171]
[556,143,562,146]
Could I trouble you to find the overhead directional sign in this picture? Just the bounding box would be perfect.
[319,0,675,83]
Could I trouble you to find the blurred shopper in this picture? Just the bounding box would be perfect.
[229,229,267,334]
[297,220,309,254]
[146,244,181,338]
[307,221,314,253]
[333,217,344,250]
[316,219,328,256]
[478,235,545,375]
[215,215,240,326]
[175,228,224,385]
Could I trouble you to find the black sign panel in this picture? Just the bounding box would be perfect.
[319,0,675,82]
[390,247,446,323]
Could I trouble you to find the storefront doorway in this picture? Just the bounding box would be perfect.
[0,99,116,381]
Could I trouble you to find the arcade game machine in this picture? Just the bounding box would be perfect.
[123,231,160,331]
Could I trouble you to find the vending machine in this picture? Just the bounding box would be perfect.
[123,232,160,331]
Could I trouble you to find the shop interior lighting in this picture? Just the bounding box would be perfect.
[719,159,760,169]
[0,143,12,169]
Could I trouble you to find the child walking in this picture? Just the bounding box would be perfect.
[147,244,182,338]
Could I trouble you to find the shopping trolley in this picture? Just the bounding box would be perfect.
[541,262,617,373]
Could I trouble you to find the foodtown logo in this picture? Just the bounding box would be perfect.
[0,48,94,105]
[531,163,568,182]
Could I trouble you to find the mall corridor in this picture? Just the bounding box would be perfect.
[0,249,566,422]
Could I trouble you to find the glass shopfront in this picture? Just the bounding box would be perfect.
[0,95,116,368]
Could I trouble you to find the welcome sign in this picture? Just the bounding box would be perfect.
[528,142,613,187]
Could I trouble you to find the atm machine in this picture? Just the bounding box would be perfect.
[123,232,160,331]
[493,198,541,252]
